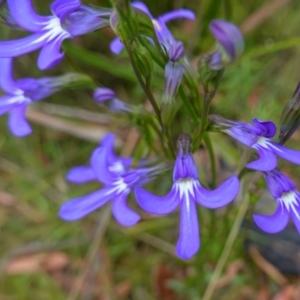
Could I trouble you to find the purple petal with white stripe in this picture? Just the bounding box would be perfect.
[112,192,140,226]
[59,188,113,221]
[176,197,199,260]
[270,142,300,166]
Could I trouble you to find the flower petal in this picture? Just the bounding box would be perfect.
[269,142,300,166]
[51,0,81,19]
[8,104,32,137]
[246,146,277,171]
[252,119,276,138]
[159,9,195,24]
[195,176,239,209]
[0,58,19,94]
[132,2,152,17]
[7,0,50,31]
[90,147,117,184]
[253,203,289,233]
[290,207,300,234]
[135,186,179,214]
[59,188,113,221]
[66,166,96,183]
[110,38,124,55]
[0,95,20,115]
[112,192,140,226]
[37,37,66,70]
[176,197,199,260]
[0,32,48,58]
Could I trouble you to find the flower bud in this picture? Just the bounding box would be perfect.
[168,41,184,62]
[279,82,300,144]
[209,19,244,70]
[93,88,116,102]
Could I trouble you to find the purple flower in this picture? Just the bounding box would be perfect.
[223,118,300,171]
[110,1,195,54]
[0,0,111,69]
[0,58,65,136]
[135,134,239,259]
[163,41,185,103]
[59,133,163,226]
[253,170,300,234]
[209,19,244,70]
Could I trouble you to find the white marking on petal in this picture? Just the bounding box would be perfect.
[279,191,300,219]
[1,94,31,105]
[256,136,270,148]
[108,161,125,174]
[152,20,162,31]
[174,178,198,203]
[111,178,129,195]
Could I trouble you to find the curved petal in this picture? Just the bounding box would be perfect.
[0,58,19,94]
[269,142,300,166]
[90,147,118,184]
[0,95,21,115]
[110,38,124,55]
[59,188,113,221]
[8,104,32,137]
[290,207,300,234]
[112,192,140,226]
[0,32,47,58]
[51,0,81,20]
[7,0,50,32]
[253,203,289,233]
[37,36,66,70]
[159,9,195,24]
[246,146,277,171]
[135,186,179,215]
[176,198,199,260]
[252,119,276,138]
[132,2,152,17]
[195,176,239,209]
[66,166,96,183]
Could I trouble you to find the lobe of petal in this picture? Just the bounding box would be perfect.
[135,186,179,215]
[0,58,19,94]
[253,203,289,233]
[37,36,66,70]
[270,142,300,166]
[252,119,276,138]
[59,188,112,221]
[195,176,239,208]
[8,104,32,137]
[112,192,140,226]
[7,0,51,32]
[51,0,81,20]
[0,32,48,58]
[176,197,199,260]
[246,146,277,171]
[159,9,195,24]
[110,38,124,55]
[0,96,21,115]
[66,166,96,184]
[132,2,152,17]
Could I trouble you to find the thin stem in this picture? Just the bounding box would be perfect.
[203,133,217,188]
[202,193,250,300]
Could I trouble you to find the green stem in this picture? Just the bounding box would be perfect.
[203,133,217,188]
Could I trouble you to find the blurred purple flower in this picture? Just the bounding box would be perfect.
[0,0,111,69]
[135,134,239,259]
[209,19,244,70]
[110,1,195,54]
[254,169,300,234]
[224,118,300,171]
[0,57,64,136]
[59,133,164,226]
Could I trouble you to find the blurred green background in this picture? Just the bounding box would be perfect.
[1,0,300,299]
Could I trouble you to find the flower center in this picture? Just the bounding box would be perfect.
[175,178,197,200]
[279,191,300,219]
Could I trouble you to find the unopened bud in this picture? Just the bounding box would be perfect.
[93,88,116,102]
[177,133,192,155]
[168,41,184,62]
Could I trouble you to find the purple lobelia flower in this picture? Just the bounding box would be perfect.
[209,19,244,70]
[221,118,300,171]
[59,133,164,226]
[0,0,111,69]
[135,134,239,259]
[110,1,195,54]
[0,57,71,136]
[253,169,300,234]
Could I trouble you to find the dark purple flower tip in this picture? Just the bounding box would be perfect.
[209,19,244,68]
[252,119,276,138]
[93,88,116,102]
[168,41,184,62]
